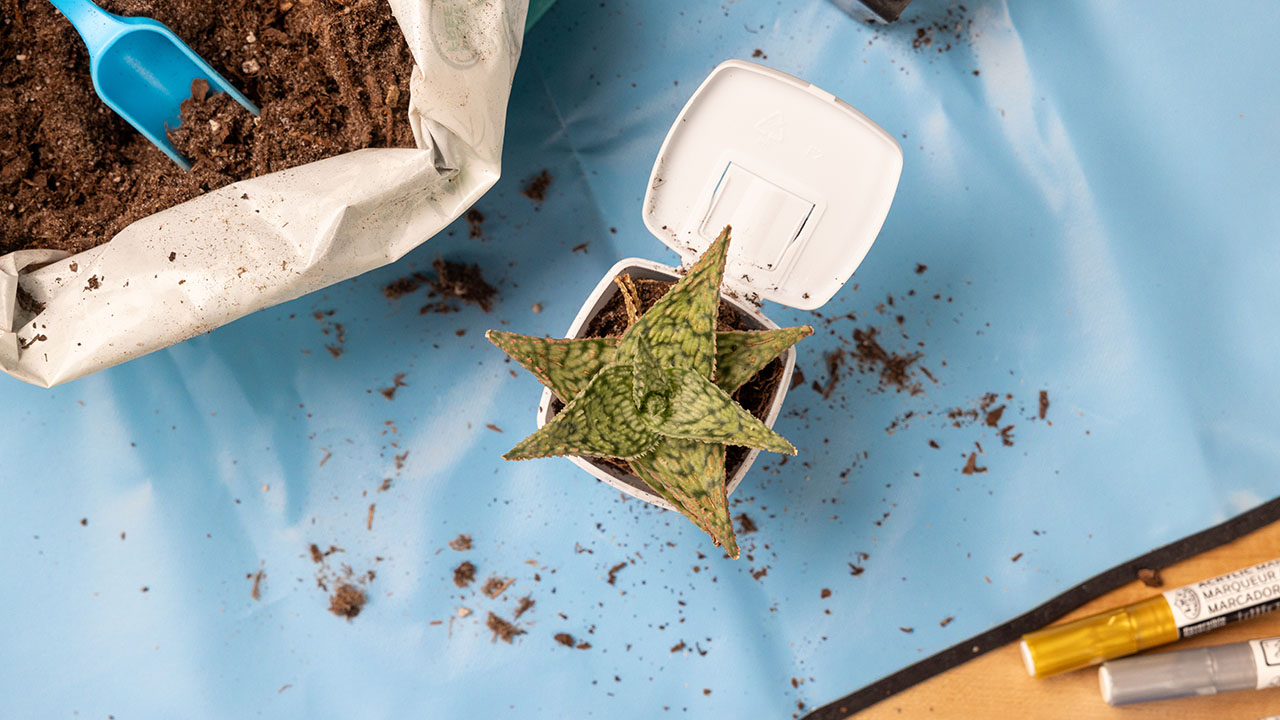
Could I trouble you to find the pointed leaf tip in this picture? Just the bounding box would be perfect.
[630,438,739,557]
[488,330,619,402]
[714,325,814,393]
[657,367,797,455]
[615,227,732,377]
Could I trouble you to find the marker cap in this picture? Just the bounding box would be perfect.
[1099,642,1256,706]
[1020,596,1179,678]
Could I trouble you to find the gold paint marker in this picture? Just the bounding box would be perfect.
[1021,558,1280,678]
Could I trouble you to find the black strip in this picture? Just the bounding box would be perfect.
[805,494,1280,719]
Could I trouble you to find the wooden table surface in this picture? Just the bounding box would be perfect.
[854,520,1280,719]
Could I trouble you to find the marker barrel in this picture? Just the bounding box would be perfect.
[1022,558,1280,678]
[1099,642,1256,706]
[1021,597,1178,678]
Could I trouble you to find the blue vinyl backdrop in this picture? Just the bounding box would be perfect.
[3,1,1279,718]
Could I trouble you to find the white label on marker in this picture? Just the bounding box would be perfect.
[1162,558,1280,637]
[1250,637,1280,690]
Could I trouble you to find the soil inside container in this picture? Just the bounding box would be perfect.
[548,276,785,486]
[0,0,416,257]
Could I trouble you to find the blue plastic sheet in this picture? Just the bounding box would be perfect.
[3,1,1279,717]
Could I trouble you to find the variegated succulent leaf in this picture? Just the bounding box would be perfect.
[615,226,730,377]
[713,326,815,393]
[503,364,659,461]
[659,367,797,455]
[488,326,812,401]
[485,331,617,402]
[630,439,739,559]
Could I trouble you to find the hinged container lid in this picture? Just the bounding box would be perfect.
[642,60,903,310]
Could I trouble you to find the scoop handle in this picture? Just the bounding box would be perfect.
[47,0,124,58]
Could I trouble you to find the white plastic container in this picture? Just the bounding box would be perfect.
[537,59,903,510]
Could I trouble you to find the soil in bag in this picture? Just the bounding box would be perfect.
[0,0,417,257]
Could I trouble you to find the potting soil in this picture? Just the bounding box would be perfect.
[0,0,416,257]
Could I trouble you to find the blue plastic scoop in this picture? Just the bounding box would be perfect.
[49,0,259,170]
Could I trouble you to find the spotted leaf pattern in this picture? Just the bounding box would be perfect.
[485,331,617,402]
[503,364,659,461]
[660,367,796,454]
[630,440,738,559]
[615,226,730,376]
[713,326,814,393]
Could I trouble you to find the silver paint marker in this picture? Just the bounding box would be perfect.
[1099,636,1280,706]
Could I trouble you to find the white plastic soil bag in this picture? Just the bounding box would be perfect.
[0,0,528,388]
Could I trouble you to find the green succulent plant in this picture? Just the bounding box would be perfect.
[486,227,813,557]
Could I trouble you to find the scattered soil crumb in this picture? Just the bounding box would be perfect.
[310,543,324,563]
[998,425,1015,447]
[915,263,928,274]
[734,513,758,534]
[250,566,265,601]
[487,612,525,643]
[576,641,591,650]
[465,208,485,239]
[486,423,503,433]
[383,272,428,300]
[366,503,375,531]
[453,561,477,588]
[554,632,576,647]
[84,275,101,291]
[513,595,535,620]
[820,588,832,599]
[328,583,366,619]
[900,627,914,634]
[671,640,687,653]
[813,347,846,399]
[852,327,922,394]
[379,372,407,400]
[1138,568,1163,588]
[752,48,765,58]
[940,616,954,627]
[521,170,553,203]
[984,405,1005,428]
[751,567,768,580]
[961,453,987,475]
[571,242,589,253]
[449,534,473,551]
[1039,390,1050,420]
[606,562,628,585]
[928,439,940,449]
[1011,552,1023,563]
[482,575,515,598]
[849,563,865,576]
[430,257,497,312]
